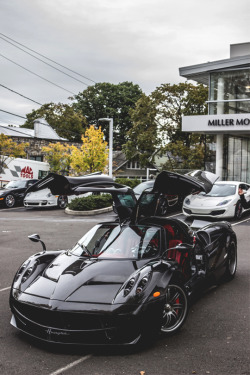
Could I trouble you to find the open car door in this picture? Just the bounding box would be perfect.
[26,172,137,221]
[135,170,219,220]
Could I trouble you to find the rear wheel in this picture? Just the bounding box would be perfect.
[234,201,243,220]
[57,195,68,209]
[4,194,15,208]
[160,282,189,335]
[223,240,237,281]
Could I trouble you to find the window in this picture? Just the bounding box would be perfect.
[209,69,250,114]
[127,161,141,169]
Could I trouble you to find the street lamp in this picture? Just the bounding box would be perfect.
[98,118,113,178]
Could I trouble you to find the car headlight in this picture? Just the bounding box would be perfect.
[46,192,53,198]
[21,261,38,283]
[123,272,151,297]
[184,198,191,205]
[25,192,31,197]
[216,199,232,206]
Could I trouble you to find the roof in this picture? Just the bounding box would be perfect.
[179,54,250,85]
[0,118,67,141]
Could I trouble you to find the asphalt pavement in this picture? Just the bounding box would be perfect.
[0,206,249,375]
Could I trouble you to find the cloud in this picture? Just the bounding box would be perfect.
[0,0,249,125]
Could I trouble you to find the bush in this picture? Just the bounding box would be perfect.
[68,194,113,211]
[115,178,140,189]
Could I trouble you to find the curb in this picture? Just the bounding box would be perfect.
[65,206,113,216]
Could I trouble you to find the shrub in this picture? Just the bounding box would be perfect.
[115,178,140,189]
[68,194,113,211]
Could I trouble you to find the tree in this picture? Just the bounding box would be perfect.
[122,94,161,167]
[70,125,108,175]
[42,143,72,174]
[21,103,88,142]
[73,82,143,148]
[123,82,211,170]
[0,134,29,173]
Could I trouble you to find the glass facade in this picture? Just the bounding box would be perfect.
[224,136,250,182]
[208,68,250,183]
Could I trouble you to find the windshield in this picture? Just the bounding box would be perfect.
[202,184,236,197]
[5,180,27,189]
[133,181,153,196]
[71,224,161,259]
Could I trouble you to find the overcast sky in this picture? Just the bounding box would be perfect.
[1,0,249,126]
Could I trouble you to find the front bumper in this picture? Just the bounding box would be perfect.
[24,200,55,207]
[10,295,163,345]
[182,205,235,218]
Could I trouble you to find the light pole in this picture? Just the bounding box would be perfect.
[98,118,113,178]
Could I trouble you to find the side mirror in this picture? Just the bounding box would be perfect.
[28,234,46,252]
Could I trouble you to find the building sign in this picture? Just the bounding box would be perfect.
[182,113,250,133]
[21,166,33,178]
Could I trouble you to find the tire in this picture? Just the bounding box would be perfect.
[223,240,237,281]
[234,201,243,220]
[160,281,189,335]
[4,194,15,208]
[57,195,68,209]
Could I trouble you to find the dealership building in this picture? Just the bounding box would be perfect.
[179,42,250,183]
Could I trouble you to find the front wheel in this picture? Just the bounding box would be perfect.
[4,194,15,208]
[57,195,68,209]
[234,201,243,220]
[161,282,189,335]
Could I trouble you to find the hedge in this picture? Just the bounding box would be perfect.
[115,178,140,189]
[68,194,113,211]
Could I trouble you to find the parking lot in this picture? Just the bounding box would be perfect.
[0,206,249,375]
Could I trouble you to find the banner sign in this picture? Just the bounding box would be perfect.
[182,113,250,133]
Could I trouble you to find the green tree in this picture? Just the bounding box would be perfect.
[70,125,108,175]
[42,143,72,174]
[123,82,211,170]
[73,82,143,148]
[0,134,29,173]
[122,94,161,167]
[21,103,87,142]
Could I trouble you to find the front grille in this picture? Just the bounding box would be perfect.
[11,299,142,345]
[211,210,225,216]
[183,208,192,215]
[13,300,105,329]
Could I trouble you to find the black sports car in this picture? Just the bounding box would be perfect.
[9,171,237,346]
[0,179,38,208]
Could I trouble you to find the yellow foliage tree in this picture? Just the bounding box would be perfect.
[70,126,108,175]
[0,133,29,173]
[42,143,72,174]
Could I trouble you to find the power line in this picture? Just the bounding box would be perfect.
[0,83,42,106]
[0,32,96,84]
[0,53,76,95]
[0,109,26,119]
[0,35,90,87]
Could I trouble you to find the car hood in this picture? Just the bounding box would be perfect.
[187,194,235,207]
[20,253,141,304]
[25,188,52,199]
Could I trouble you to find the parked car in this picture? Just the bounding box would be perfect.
[24,188,69,209]
[9,171,237,346]
[24,188,92,209]
[0,179,38,208]
[182,181,250,220]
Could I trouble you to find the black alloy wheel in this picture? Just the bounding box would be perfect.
[234,201,243,220]
[161,282,188,335]
[58,195,68,209]
[4,194,15,208]
[224,240,237,281]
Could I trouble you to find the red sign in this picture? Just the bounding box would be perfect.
[21,166,33,179]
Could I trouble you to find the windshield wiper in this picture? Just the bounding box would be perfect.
[77,243,92,257]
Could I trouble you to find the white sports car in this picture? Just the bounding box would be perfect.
[182,181,250,220]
